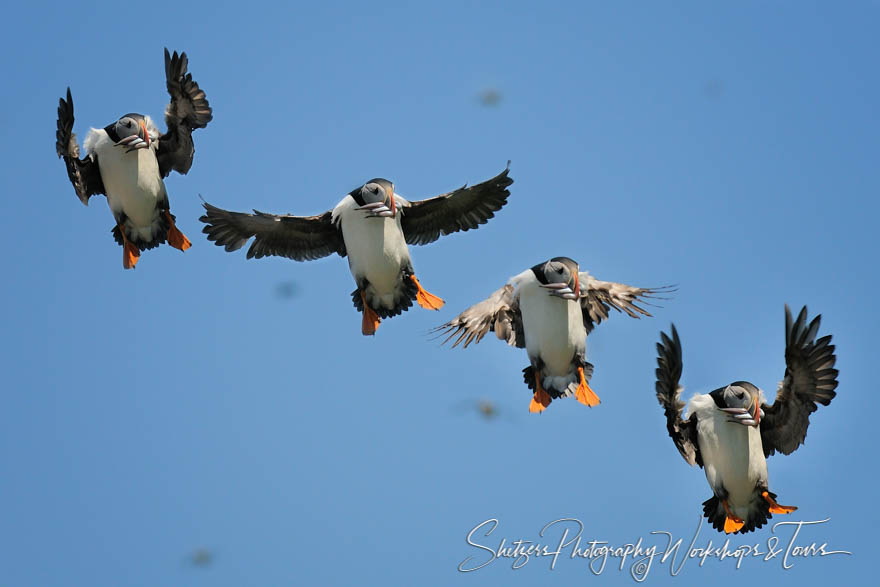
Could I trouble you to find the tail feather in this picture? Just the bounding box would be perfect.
[522,362,594,399]
[112,213,172,251]
[702,496,727,533]
[350,276,418,320]
[702,489,780,535]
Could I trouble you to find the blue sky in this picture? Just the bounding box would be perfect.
[1,1,876,585]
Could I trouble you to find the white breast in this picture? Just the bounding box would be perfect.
[518,277,586,377]
[333,197,412,309]
[690,394,768,519]
[85,129,166,240]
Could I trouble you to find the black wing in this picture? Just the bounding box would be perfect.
[433,282,524,348]
[156,48,213,178]
[56,88,104,205]
[760,305,838,457]
[655,324,702,467]
[399,165,513,246]
[579,273,673,334]
[200,202,345,261]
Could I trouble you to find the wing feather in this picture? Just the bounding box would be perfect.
[200,202,345,261]
[579,273,673,333]
[400,165,513,246]
[56,88,104,205]
[655,325,701,467]
[433,280,524,349]
[760,305,838,457]
[157,48,213,177]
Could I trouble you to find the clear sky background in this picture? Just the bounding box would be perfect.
[1,1,876,585]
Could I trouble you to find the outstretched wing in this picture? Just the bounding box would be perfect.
[655,325,701,467]
[433,273,527,349]
[579,273,672,334]
[56,88,104,205]
[200,202,345,261]
[399,165,513,246]
[156,48,213,177]
[760,305,838,457]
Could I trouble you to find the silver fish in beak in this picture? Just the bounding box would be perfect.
[115,119,151,153]
[356,201,395,218]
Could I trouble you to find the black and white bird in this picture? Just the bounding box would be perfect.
[654,305,838,534]
[56,48,212,269]
[200,166,513,335]
[436,257,669,412]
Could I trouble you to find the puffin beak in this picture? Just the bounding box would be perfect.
[720,397,762,428]
[541,282,579,300]
[116,121,152,153]
[389,185,397,216]
[356,202,394,218]
[140,120,151,148]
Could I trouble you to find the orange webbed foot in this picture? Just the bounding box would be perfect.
[360,290,381,336]
[574,366,600,407]
[762,491,798,515]
[409,274,445,310]
[528,373,552,413]
[722,499,745,534]
[118,224,140,269]
[164,211,192,251]
[723,516,745,534]
[123,242,140,269]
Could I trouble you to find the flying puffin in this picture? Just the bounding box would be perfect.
[435,256,669,412]
[200,166,513,335]
[654,305,838,534]
[55,48,213,269]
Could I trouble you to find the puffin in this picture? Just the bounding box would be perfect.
[200,166,513,335]
[654,305,838,534]
[435,256,669,412]
[55,48,213,269]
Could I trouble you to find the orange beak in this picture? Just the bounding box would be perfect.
[140,120,151,147]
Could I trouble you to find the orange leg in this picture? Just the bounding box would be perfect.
[762,491,797,515]
[409,274,445,310]
[574,366,600,407]
[164,211,192,251]
[360,290,381,336]
[721,499,745,534]
[118,223,140,269]
[528,373,552,413]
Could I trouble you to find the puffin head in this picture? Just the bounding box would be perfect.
[713,381,765,427]
[105,113,153,153]
[355,178,396,218]
[534,256,580,300]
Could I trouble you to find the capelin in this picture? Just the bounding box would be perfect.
[721,407,759,427]
[541,283,578,300]
[356,202,394,217]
